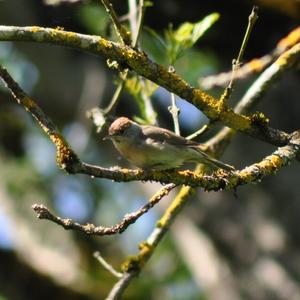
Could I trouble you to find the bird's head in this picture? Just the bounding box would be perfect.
[106,117,141,143]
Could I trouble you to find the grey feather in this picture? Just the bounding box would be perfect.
[141,125,198,146]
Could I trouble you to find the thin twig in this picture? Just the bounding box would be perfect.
[186,124,208,140]
[231,5,259,87]
[234,42,300,112]
[138,76,157,124]
[106,272,134,300]
[100,0,131,115]
[169,91,181,135]
[103,0,146,115]
[103,73,128,114]
[128,0,157,124]
[128,0,138,43]
[100,0,131,45]
[167,66,181,134]
[220,6,258,102]
[94,251,123,278]
[132,0,145,46]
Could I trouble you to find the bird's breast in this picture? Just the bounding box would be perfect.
[112,139,149,167]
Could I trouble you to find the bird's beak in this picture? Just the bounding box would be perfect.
[103,135,111,141]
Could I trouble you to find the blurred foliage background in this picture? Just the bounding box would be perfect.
[0,0,299,299]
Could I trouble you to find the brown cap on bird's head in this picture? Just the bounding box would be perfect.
[108,117,132,136]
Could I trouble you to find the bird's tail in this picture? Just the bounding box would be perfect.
[203,153,235,171]
[192,147,235,171]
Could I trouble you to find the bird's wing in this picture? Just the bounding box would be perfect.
[141,124,235,170]
[141,125,199,146]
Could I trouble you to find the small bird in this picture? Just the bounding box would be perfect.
[105,117,235,171]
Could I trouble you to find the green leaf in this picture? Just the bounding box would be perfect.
[174,13,220,49]
[167,12,220,63]
[174,22,194,44]
[144,1,154,7]
[77,4,110,36]
[191,13,220,44]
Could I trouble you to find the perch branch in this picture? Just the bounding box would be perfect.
[0,66,297,190]
[2,64,299,188]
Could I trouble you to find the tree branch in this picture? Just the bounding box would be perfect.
[94,251,123,278]
[0,25,294,147]
[200,26,300,89]
[32,183,175,235]
[106,183,195,300]
[206,42,300,157]
[106,38,300,297]
[1,63,299,188]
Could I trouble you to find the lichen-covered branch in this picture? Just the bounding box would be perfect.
[236,42,300,111]
[0,65,80,171]
[200,26,300,89]
[77,136,300,187]
[32,183,176,235]
[1,64,298,189]
[107,37,300,296]
[0,25,292,147]
[206,42,300,158]
[107,184,195,300]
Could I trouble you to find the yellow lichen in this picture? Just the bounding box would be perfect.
[99,38,113,50]
[262,155,283,170]
[276,43,300,67]
[22,96,37,109]
[277,27,300,49]
[30,26,42,33]
[157,185,192,228]
[49,133,79,170]
[250,111,270,126]
[138,242,153,259]
[55,26,65,31]
[121,255,141,272]
[221,109,251,131]
[64,31,77,40]
[126,48,136,59]
[248,58,264,71]
[192,90,252,132]
[121,243,153,272]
